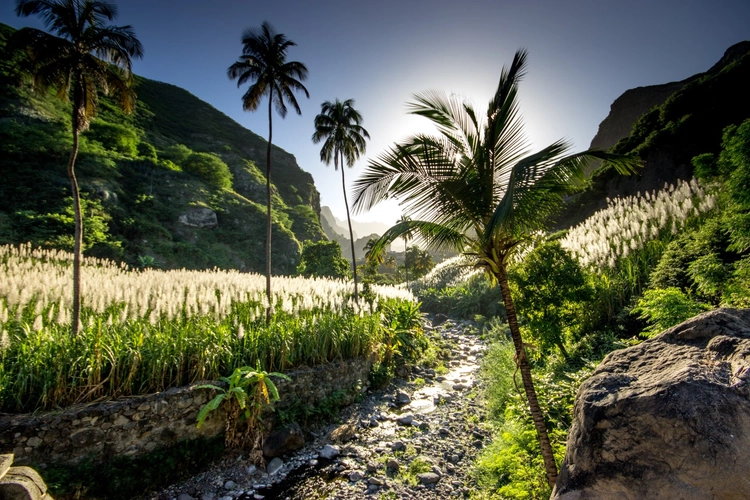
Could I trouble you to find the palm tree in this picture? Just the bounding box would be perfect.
[228,22,308,323]
[352,49,639,487]
[312,99,370,303]
[14,0,143,336]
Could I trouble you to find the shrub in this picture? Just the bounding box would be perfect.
[632,287,710,337]
[87,121,139,156]
[183,152,233,189]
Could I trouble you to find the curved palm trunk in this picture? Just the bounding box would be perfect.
[494,265,558,488]
[265,94,273,324]
[340,151,358,303]
[68,126,82,337]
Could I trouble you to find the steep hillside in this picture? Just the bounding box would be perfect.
[0,23,325,273]
[556,41,750,229]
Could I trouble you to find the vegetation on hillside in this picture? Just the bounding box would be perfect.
[0,22,324,274]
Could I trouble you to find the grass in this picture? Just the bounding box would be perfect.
[0,244,419,412]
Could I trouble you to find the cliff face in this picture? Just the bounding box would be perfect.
[588,81,688,153]
[555,41,750,230]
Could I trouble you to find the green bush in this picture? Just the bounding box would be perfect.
[632,287,710,337]
[87,121,139,157]
[297,240,350,278]
[510,241,595,360]
[183,152,233,189]
[418,273,504,319]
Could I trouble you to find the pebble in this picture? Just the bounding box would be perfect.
[319,444,340,459]
[418,472,441,485]
[397,414,414,425]
[266,457,283,475]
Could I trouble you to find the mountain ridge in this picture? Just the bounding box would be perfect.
[0,22,325,273]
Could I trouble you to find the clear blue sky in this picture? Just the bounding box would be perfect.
[2,0,749,227]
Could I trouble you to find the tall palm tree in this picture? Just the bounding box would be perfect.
[352,49,639,487]
[397,215,414,286]
[312,99,370,303]
[14,0,143,336]
[228,22,308,323]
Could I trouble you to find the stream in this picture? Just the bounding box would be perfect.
[146,319,487,500]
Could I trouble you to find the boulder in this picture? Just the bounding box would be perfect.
[0,455,53,500]
[262,423,304,458]
[178,207,218,229]
[553,308,750,500]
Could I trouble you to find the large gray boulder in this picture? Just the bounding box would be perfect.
[553,308,750,500]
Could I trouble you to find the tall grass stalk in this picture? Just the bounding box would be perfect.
[0,244,414,412]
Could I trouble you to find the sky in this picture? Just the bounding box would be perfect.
[2,0,750,228]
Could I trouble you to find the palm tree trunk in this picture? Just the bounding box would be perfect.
[265,93,273,325]
[69,126,82,337]
[494,265,559,488]
[341,150,358,303]
[404,239,409,287]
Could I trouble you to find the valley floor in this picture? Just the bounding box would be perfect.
[143,319,487,500]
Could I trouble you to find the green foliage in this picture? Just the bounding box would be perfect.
[0,23,324,273]
[510,242,594,359]
[476,419,555,500]
[0,303,386,412]
[369,299,428,388]
[196,365,290,449]
[398,455,434,486]
[276,387,356,427]
[632,287,710,337]
[477,340,587,499]
[418,273,504,320]
[10,196,117,253]
[480,339,517,420]
[182,152,233,189]
[404,245,435,280]
[137,141,157,160]
[297,239,350,278]
[86,121,139,156]
[695,119,750,252]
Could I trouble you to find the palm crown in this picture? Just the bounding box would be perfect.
[14,0,144,132]
[312,98,370,303]
[353,49,637,267]
[312,99,370,169]
[227,21,309,117]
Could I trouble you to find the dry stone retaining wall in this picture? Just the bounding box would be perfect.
[0,357,372,467]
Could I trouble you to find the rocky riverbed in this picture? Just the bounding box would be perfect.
[143,319,488,500]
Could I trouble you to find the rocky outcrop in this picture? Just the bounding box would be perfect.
[553,308,750,500]
[178,207,218,229]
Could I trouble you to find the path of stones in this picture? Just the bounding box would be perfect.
[145,319,487,500]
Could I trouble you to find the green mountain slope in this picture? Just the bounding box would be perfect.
[0,23,324,272]
[555,41,750,230]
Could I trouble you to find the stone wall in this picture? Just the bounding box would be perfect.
[0,356,372,467]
